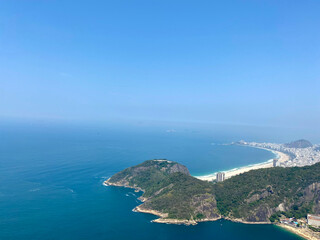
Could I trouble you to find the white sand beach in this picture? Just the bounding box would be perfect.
[195,148,290,182]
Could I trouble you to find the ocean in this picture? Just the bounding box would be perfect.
[0,122,303,239]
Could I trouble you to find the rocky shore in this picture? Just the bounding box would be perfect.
[105,179,273,226]
[133,205,221,225]
[104,178,144,193]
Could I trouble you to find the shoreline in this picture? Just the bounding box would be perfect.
[102,153,316,240]
[103,179,316,239]
[134,203,318,239]
[133,205,270,226]
[276,223,320,240]
[195,146,290,181]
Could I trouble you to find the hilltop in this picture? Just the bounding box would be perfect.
[105,160,320,225]
[106,159,190,196]
[284,139,313,148]
[105,160,219,224]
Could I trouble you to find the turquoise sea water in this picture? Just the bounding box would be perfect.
[0,123,302,239]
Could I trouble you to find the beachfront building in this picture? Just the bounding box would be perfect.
[307,214,320,227]
[273,159,279,167]
[280,218,299,227]
[216,172,225,182]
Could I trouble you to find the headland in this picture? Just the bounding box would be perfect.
[103,142,320,240]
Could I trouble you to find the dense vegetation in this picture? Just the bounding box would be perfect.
[143,172,216,219]
[108,160,217,220]
[213,163,320,221]
[108,160,320,222]
[109,160,190,197]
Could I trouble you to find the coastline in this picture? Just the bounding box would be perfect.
[276,224,320,240]
[134,204,222,225]
[133,205,271,226]
[134,201,319,240]
[103,177,316,240]
[195,146,290,182]
[103,178,144,193]
[133,205,204,225]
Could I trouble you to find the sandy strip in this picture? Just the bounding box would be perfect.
[195,148,290,182]
[277,224,320,240]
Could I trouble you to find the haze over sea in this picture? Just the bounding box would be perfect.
[1,121,313,240]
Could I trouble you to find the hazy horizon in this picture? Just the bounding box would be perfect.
[1,1,320,130]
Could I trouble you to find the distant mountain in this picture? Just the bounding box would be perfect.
[284,139,313,148]
[105,159,320,224]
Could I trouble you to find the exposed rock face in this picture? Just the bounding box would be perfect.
[240,182,320,222]
[313,193,320,214]
[191,194,220,219]
[246,204,274,222]
[169,163,190,175]
[245,187,274,204]
[276,203,289,212]
[304,183,320,201]
[284,139,313,148]
[304,182,320,214]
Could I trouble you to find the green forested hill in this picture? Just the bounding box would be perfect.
[106,160,320,223]
[107,159,191,197]
[214,163,320,221]
[143,172,218,219]
[107,160,218,220]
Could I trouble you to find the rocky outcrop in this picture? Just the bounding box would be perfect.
[304,182,320,214]
[275,202,290,212]
[169,163,190,175]
[245,186,274,204]
[245,204,275,222]
[191,194,220,220]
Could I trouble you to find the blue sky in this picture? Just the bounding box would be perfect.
[1,0,319,128]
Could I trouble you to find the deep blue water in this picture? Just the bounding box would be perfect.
[0,123,302,239]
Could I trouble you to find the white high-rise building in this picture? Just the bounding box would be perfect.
[216,172,225,182]
[308,214,320,227]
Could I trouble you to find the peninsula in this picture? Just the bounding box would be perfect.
[104,158,320,239]
[104,159,220,224]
